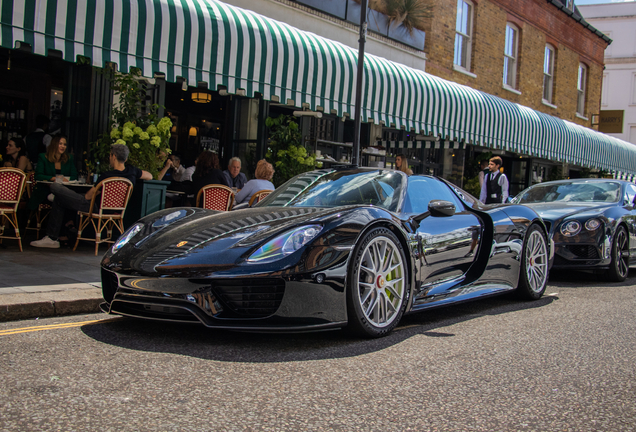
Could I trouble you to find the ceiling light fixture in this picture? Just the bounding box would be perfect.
[191,91,211,103]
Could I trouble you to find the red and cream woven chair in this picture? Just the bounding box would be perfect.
[25,172,52,238]
[73,177,134,256]
[0,168,28,251]
[196,184,235,211]
[248,189,274,207]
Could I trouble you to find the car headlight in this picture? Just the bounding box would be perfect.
[112,223,143,252]
[247,225,323,263]
[560,220,581,237]
[585,218,601,231]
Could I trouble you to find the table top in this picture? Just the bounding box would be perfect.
[37,180,94,188]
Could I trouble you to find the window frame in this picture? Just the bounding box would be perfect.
[577,62,588,116]
[503,23,519,89]
[542,44,555,104]
[454,0,474,71]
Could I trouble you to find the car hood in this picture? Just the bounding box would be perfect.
[103,205,364,275]
[522,202,613,221]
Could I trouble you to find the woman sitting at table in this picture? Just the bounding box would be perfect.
[4,137,33,172]
[28,135,78,211]
[234,159,275,205]
[191,150,229,200]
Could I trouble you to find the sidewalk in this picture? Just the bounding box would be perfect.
[0,240,104,322]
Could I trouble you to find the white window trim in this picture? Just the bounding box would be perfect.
[503,23,519,89]
[454,0,474,71]
[543,44,555,105]
[577,63,587,117]
[630,72,636,106]
[503,85,522,95]
[542,100,557,109]
[453,64,477,78]
[602,73,609,107]
[576,113,589,121]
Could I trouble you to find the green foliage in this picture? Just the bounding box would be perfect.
[88,68,171,178]
[265,115,316,186]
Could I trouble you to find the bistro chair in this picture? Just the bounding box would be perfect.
[73,177,133,256]
[0,167,28,251]
[25,172,52,238]
[197,184,235,211]
[248,189,274,207]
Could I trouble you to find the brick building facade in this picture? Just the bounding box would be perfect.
[423,0,609,127]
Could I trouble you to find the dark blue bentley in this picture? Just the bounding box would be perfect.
[513,178,636,282]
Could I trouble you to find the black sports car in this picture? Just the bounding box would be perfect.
[101,168,550,337]
[512,178,636,282]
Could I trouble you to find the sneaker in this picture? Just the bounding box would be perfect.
[30,236,60,249]
[47,193,55,202]
[464,251,474,258]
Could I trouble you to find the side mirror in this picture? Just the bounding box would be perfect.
[412,200,456,225]
[428,200,456,217]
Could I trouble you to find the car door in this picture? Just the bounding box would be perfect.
[403,177,482,297]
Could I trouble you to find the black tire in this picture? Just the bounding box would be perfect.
[346,227,409,338]
[517,223,549,300]
[607,225,629,282]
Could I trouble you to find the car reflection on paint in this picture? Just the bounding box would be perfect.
[100,167,549,337]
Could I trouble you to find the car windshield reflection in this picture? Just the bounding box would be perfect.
[515,181,621,204]
[259,169,405,212]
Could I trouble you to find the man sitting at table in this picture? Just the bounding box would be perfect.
[30,144,152,249]
[223,157,247,190]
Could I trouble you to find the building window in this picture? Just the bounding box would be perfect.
[454,0,473,70]
[602,73,608,106]
[577,63,587,116]
[503,23,519,89]
[543,44,555,104]
[631,73,636,105]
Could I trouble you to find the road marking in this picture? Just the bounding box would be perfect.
[0,317,120,336]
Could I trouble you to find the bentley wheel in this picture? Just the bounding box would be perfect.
[517,224,548,300]
[607,225,629,282]
[346,228,408,337]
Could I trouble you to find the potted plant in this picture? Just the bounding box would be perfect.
[265,114,316,186]
[88,68,173,228]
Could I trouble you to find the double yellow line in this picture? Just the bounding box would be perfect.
[0,318,119,336]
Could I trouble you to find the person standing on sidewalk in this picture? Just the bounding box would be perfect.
[479,156,509,204]
[30,144,152,249]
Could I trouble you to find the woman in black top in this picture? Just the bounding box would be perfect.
[191,151,229,199]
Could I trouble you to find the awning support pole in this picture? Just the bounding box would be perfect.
[352,0,367,166]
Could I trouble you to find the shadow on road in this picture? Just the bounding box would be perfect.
[548,268,636,287]
[81,294,557,363]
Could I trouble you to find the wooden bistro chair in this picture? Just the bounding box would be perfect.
[73,177,134,256]
[248,189,274,207]
[197,184,235,211]
[25,172,52,238]
[0,167,28,251]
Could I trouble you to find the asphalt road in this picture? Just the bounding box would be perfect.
[1,271,635,432]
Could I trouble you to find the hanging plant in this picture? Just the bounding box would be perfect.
[265,115,316,187]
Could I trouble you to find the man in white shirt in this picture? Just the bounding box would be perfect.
[479,156,509,204]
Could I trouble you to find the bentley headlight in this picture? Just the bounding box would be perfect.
[112,223,143,252]
[248,225,323,263]
[560,220,581,237]
[585,218,601,231]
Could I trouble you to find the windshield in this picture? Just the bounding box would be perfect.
[259,169,405,212]
[515,181,621,204]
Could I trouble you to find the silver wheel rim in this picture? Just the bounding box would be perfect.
[616,229,629,278]
[526,231,548,293]
[356,236,406,328]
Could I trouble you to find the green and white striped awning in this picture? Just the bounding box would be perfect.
[3,0,636,174]
[380,140,465,150]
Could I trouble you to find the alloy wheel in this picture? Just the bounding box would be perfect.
[525,230,548,293]
[356,236,406,328]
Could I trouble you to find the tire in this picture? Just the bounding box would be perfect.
[517,224,549,300]
[607,225,629,282]
[346,227,408,338]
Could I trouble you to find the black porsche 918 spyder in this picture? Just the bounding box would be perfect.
[512,178,636,282]
[100,167,550,337]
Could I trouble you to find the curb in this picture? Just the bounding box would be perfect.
[0,298,103,322]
